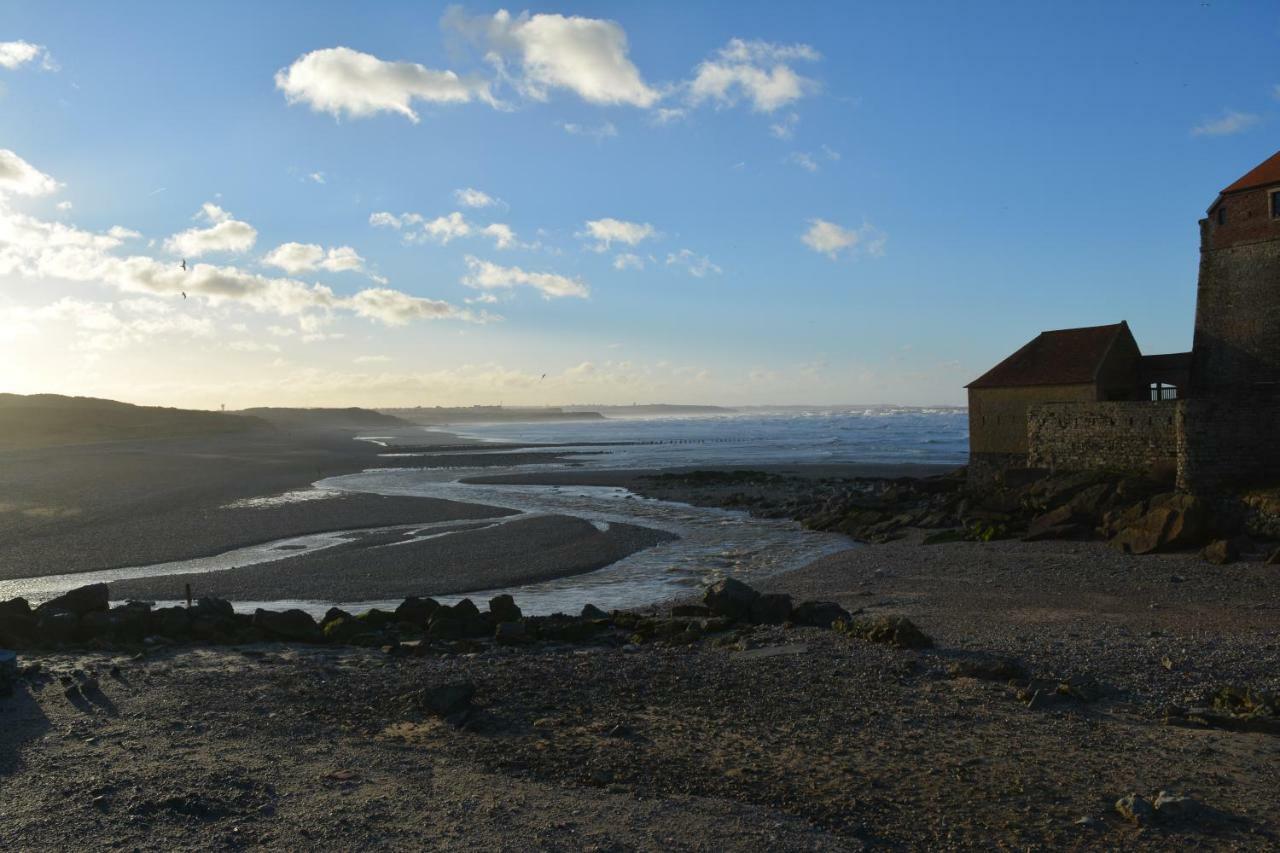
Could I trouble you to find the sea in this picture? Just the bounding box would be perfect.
[3,407,969,615]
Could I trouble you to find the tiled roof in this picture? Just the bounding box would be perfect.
[967,322,1132,389]
[1221,150,1280,195]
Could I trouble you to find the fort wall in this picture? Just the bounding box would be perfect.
[1027,401,1179,476]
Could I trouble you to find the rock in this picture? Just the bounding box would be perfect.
[1025,505,1086,541]
[1201,539,1238,565]
[394,597,438,625]
[252,609,321,642]
[319,607,352,630]
[453,598,482,620]
[671,604,711,618]
[193,598,235,620]
[355,609,396,631]
[1110,494,1210,555]
[35,584,109,617]
[419,682,475,719]
[0,598,38,648]
[36,610,79,645]
[322,617,361,644]
[703,578,760,622]
[1115,793,1155,825]
[1153,790,1201,821]
[580,604,609,620]
[791,600,852,629]
[946,655,1027,681]
[836,615,933,649]
[151,606,191,640]
[494,621,532,646]
[488,594,522,624]
[749,593,793,625]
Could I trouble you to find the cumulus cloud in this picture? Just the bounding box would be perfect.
[769,112,799,139]
[449,9,660,107]
[0,41,54,71]
[275,46,495,123]
[0,167,474,328]
[373,209,520,249]
[613,252,644,270]
[3,296,216,352]
[688,38,820,112]
[0,149,61,197]
[665,248,721,277]
[1191,109,1259,137]
[580,217,655,250]
[163,203,257,257]
[263,242,365,274]
[455,187,498,208]
[462,255,588,298]
[801,218,887,260]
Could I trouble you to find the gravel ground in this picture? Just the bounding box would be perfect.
[3,534,1278,850]
[107,515,677,603]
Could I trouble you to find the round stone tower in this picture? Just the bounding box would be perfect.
[1190,150,1280,399]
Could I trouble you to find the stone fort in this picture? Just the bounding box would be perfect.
[967,150,1280,493]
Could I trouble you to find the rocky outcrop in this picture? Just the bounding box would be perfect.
[1109,494,1211,555]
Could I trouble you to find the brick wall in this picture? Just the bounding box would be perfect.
[1027,401,1179,475]
[968,384,1097,457]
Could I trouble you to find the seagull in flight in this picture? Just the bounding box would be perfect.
[181,292,187,299]
[540,373,547,381]
[180,259,187,271]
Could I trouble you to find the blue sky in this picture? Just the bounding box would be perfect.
[1,2,1277,408]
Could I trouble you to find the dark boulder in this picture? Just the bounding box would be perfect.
[0,598,37,648]
[671,604,711,618]
[151,606,191,640]
[749,593,793,625]
[836,615,933,649]
[193,598,235,620]
[320,607,352,630]
[580,603,609,620]
[1201,539,1239,565]
[36,584,109,617]
[394,597,438,625]
[252,609,321,642]
[703,578,760,622]
[418,682,475,720]
[488,594,522,624]
[356,608,396,631]
[1110,494,1210,555]
[494,621,532,645]
[36,610,79,645]
[791,600,852,629]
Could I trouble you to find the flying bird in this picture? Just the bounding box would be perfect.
[181,292,187,299]
[540,373,547,381]
[180,259,187,271]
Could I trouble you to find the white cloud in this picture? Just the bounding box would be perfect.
[346,287,481,325]
[581,217,655,250]
[0,149,61,197]
[821,144,840,161]
[308,171,326,184]
[652,107,686,125]
[769,112,799,139]
[163,203,257,257]
[275,46,495,123]
[263,242,365,274]
[455,187,498,208]
[613,252,644,270]
[375,209,520,249]
[355,354,392,364]
[0,41,52,71]
[56,200,73,212]
[801,218,887,260]
[560,120,618,141]
[688,38,820,113]
[666,248,721,277]
[1191,109,1259,137]
[462,255,588,299]
[451,9,659,107]
[3,296,216,352]
[786,151,819,173]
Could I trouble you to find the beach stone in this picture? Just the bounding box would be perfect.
[252,609,321,643]
[791,600,852,629]
[322,616,361,644]
[1110,495,1209,555]
[749,593,793,625]
[193,598,235,620]
[704,578,760,622]
[494,621,532,646]
[671,604,711,618]
[151,606,191,639]
[1153,790,1201,821]
[36,583,109,617]
[394,597,438,625]
[836,615,933,649]
[488,594,522,624]
[580,604,608,620]
[1201,539,1238,565]
[453,599,482,620]
[0,599,38,648]
[1115,793,1155,825]
[320,607,352,629]
[36,610,79,645]
[418,682,476,719]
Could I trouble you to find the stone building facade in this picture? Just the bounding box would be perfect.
[967,150,1280,493]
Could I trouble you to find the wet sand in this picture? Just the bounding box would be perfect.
[0,427,509,580]
[108,515,677,603]
[464,461,960,489]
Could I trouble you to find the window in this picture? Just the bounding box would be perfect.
[1217,205,1226,226]
[1150,382,1177,401]
[1272,190,1280,219]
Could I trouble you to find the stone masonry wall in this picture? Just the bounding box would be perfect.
[1027,401,1179,475]
[1177,398,1280,493]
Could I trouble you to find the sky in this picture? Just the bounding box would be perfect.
[1,2,1278,409]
